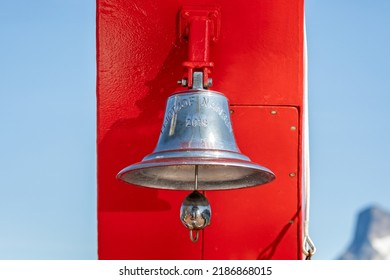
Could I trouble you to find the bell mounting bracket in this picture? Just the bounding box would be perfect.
[178,6,221,89]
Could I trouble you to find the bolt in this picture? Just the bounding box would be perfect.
[230,109,234,114]
[289,172,296,177]
[271,110,277,115]
[207,78,213,88]
[177,78,188,87]
[290,126,297,131]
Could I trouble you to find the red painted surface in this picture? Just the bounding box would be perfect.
[206,106,300,259]
[97,0,304,259]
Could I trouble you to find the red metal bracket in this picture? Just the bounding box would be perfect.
[178,6,221,88]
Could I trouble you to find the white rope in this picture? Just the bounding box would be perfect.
[302,13,316,258]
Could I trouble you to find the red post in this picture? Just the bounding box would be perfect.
[97,0,305,260]
[179,7,220,88]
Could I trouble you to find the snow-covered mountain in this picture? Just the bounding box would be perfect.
[339,206,390,260]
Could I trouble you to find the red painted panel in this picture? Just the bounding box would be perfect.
[97,0,304,259]
[204,106,300,259]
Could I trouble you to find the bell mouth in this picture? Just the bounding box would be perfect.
[117,157,275,190]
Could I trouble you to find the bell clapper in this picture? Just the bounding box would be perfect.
[180,167,212,242]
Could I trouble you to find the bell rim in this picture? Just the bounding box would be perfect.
[117,157,275,190]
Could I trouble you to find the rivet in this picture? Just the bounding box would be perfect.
[230,109,234,114]
[271,110,277,115]
[289,172,296,177]
[290,126,297,131]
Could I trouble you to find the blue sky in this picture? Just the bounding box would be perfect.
[306,0,390,259]
[0,0,389,260]
[0,0,96,259]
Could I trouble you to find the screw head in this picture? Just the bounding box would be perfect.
[177,78,188,87]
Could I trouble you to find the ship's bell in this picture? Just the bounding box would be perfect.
[117,85,275,190]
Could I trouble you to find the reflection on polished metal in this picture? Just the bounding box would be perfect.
[180,190,211,242]
[117,72,275,190]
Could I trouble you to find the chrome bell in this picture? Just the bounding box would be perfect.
[117,73,275,190]
[117,72,275,242]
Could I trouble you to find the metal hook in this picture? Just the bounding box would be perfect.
[303,235,316,258]
[189,230,199,242]
[305,250,313,260]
